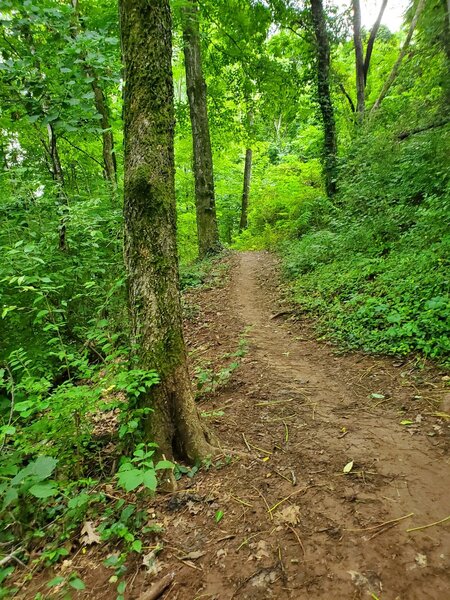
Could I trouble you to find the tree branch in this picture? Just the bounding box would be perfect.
[371,0,426,113]
[364,0,388,84]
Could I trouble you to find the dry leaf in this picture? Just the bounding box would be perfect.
[275,504,301,526]
[142,550,162,576]
[80,521,100,545]
[181,550,206,561]
[343,460,354,474]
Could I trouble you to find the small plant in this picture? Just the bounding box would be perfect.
[116,444,174,493]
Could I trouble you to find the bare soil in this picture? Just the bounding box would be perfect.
[17,251,450,599]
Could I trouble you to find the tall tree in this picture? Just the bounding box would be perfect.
[310,0,337,197]
[119,0,214,460]
[239,147,252,232]
[352,0,365,116]
[364,0,389,83]
[181,0,220,258]
[372,0,426,112]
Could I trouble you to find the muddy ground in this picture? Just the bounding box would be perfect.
[17,251,450,599]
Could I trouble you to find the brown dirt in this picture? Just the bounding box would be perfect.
[16,251,450,599]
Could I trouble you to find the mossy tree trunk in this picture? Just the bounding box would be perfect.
[310,0,338,198]
[119,0,214,461]
[181,0,220,258]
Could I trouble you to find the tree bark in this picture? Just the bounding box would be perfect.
[352,0,365,116]
[371,0,426,113]
[47,123,68,251]
[364,0,388,83]
[310,0,338,197]
[239,148,252,232]
[181,0,221,258]
[119,0,214,462]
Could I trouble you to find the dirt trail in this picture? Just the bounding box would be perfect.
[177,251,449,600]
[21,251,450,600]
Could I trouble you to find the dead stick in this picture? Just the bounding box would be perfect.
[346,512,414,532]
[138,571,175,600]
[288,526,306,556]
[407,515,450,533]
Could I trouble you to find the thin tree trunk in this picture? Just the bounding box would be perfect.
[70,0,117,192]
[352,0,365,116]
[371,0,426,113]
[310,0,338,197]
[119,0,214,462]
[181,0,220,258]
[47,123,68,251]
[239,148,252,232]
[90,74,117,187]
[364,0,388,83]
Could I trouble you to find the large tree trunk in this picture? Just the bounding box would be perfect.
[310,0,338,197]
[119,0,214,462]
[47,123,68,251]
[239,148,252,232]
[352,0,365,117]
[181,0,220,258]
[371,0,426,113]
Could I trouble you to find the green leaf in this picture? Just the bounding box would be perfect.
[117,468,144,492]
[215,510,224,523]
[117,580,127,594]
[31,456,58,480]
[131,540,142,553]
[47,576,65,588]
[155,460,175,471]
[69,577,85,590]
[29,483,58,498]
[2,486,18,509]
[142,470,157,491]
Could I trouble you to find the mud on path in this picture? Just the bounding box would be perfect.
[18,251,450,599]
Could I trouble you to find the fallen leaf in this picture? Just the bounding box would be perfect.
[80,521,100,545]
[181,550,206,561]
[343,460,354,474]
[142,550,162,575]
[370,393,385,400]
[275,504,301,526]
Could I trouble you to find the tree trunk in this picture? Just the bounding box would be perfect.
[364,0,388,83]
[310,0,338,197]
[352,0,365,117]
[70,0,117,192]
[47,123,68,251]
[239,148,252,232]
[119,0,214,462]
[90,74,117,188]
[371,0,426,113]
[181,0,220,258]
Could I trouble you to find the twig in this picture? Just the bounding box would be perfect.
[255,399,295,407]
[241,433,251,452]
[407,515,450,533]
[230,569,265,599]
[138,571,175,600]
[283,421,289,443]
[268,486,310,514]
[287,526,306,556]
[252,485,273,521]
[346,512,414,532]
[175,557,202,571]
[0,548,25,568]
[229,494,253,508]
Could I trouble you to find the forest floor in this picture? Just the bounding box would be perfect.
[19,251,450,599]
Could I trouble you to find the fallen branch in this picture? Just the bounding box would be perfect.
[139,572,175,600]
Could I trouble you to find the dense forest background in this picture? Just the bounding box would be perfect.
[0,0,449,594]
